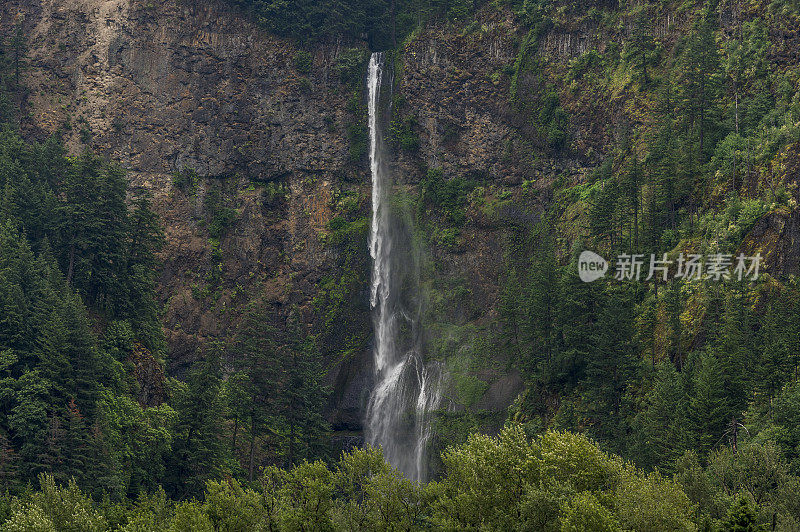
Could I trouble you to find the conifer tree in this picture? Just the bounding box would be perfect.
[519,221,559,380]
[552,247,601,392]
[281,310,330,468]
[581,284,636,449]
[229,303,282,480]
[687,349,729,455]
[167,343,232,498]
[674,5,725,166]
[630,362,689,471]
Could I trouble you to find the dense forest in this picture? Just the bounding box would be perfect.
[1,0,800,529]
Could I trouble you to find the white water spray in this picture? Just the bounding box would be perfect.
[365,52,444,482]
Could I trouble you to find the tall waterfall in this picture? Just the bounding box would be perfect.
[365,52,444,482]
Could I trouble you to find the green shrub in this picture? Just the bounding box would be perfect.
[209,206,237,239]
[172,166,198,192]
[398,124,420,151]
[6,475,108,532]
[421,168,475,227]
[293,50,312,74]
[335,48,367,86]
[347,123,367,162]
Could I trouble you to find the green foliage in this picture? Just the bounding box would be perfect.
[345,91,368,162]
[208,206,237,239]
[721,497,764,532]
[427,426,694,530]
[204,183,238,239]
[420,167,475,228]
[334,48,368,86]
[560,492,620,532]
[171,166,198,193]
[347,123,368,162]
[293,50,312,74]
[6,474,107,532]
[8,428,800,530]
[230,0,478,47]
[165,344,234,499]
[537,85,569,150]
[389,114,420,152]
[0,128,168,498]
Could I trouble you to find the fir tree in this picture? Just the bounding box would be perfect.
[281,310,330,468]
[687,349,730,455]
[581,284,636,449]
[229,302,282,480]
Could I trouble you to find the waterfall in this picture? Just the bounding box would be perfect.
[364,52,444,483]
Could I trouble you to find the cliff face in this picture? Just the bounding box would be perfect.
[3,0,356,362]
[4,0,799,442]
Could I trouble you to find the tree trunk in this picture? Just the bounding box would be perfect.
[66,242,75,284]
[248,427,256,481]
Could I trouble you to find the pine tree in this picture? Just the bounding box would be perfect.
[715,284,755,417]
[60,399,93,488]
[687,349,730,455]
[121,195,165,351]
[721,497,764,532]
[552,247,601,392]
[0,430,20,492]
[664,279,684,368]
[674,7,725,165]
[281,310,330,468]
[758,284,800,401]
[167,342,233,498]
[588,159,618,246]
[519,221,559,380]
[498,265,522,363]
[630,362,689,471]
[581,284,636,449]
[620,157,643,250]
[229,302,282,480]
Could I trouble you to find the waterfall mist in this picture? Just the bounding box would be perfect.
[364,52,444,483]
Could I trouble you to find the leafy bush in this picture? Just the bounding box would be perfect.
[335,48,367,86]
[347,123,367,162]
[421,168,475,227]
[293,50,312,74]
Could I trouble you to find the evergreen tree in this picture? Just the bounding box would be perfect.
[0,430,19,492]
[588,159,618,246]
[721,497,764,532]
[715,284,755,417]
[59,399,93,488]
[552,248,601,392]
[281,310,330,467]
[167,343,232,498]
[630,362,689,471]
[56,154,128,314]
[674,6,725,166]
[121,195,165,351]
[581,284,636,449]
[229,303,282,480]
[687,349,730,455]
[758,284,800,401]
[519,221,559,380]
